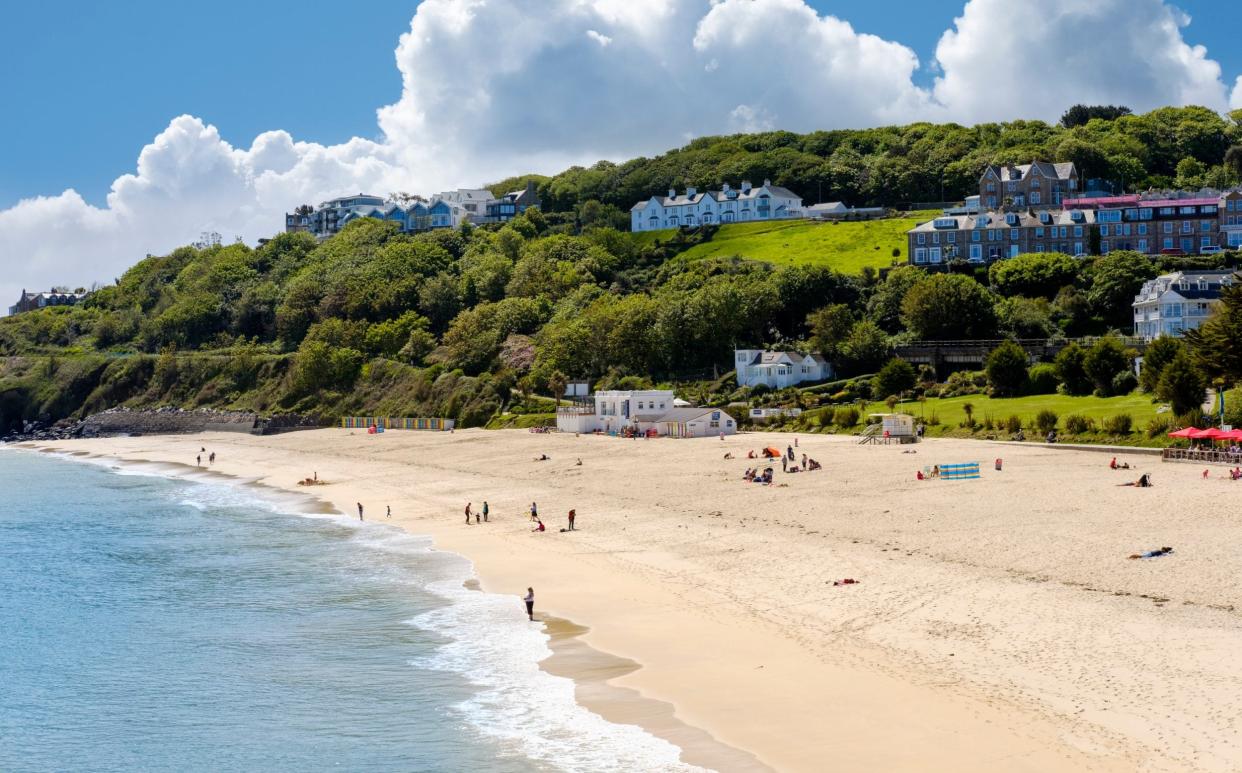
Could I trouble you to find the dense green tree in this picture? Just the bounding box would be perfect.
[900,274,997,340]
[806,304,854,362]
[994,296,1055,339]
[1137,335,1184,393]
[985,340,1030,396]
[1083,336,1133,396]
[1060,105,1132,128]
[1086,251,1158,326]
[1185,285,1242,386]
[1156,350,1207,416]
[838,321,892,375]
[872,358,916,400]
[865,265,923,333]
[988,252,1078,299]
[1054,342,1093,395]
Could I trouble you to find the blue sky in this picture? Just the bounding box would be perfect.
[3,0,1237,210]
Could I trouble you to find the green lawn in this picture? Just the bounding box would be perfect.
[637,212,938,274]
[878,393,1160,427]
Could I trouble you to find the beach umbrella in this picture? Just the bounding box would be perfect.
[1189,428,1222,440]
[1222,429,1242,442]
[1198,428,1228,441]
[1167,427,1197,438]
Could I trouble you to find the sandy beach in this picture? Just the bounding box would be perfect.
[29,428,1242,772]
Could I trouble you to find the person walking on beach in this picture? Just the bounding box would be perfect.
[567,509,576,531]
[782,456,788,472]
[196,454,201,466]
[530,502,538,521]
[482,501,489,522]
[524,588,535,621]
[465,502,473,524]
[801,454,807,471]
[209,452,215,464]
[357,502,364,521]
[386,505,391,518]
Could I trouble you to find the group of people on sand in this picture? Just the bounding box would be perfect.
[1109,457,1132,470]
[464,501,491,524]
[195,447,216,467]
[465,500,578,533]
[744,467,774,484]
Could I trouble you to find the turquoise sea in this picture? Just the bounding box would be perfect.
[0,450,697,773]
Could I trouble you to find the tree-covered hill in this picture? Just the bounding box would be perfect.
[493,106,1242,213]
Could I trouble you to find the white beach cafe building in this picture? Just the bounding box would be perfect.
[555,390,736,438]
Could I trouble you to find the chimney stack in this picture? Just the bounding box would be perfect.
[668,187,676,198]
[741,180,752,193]
[686,186,697,197]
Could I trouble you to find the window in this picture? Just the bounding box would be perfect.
[1100,241,1108,253]
[1031,192,1041,204]
[1075,242,1084,254]
[1139,239,1148,252]
[914,248,927,264]
[1202,205,1217,214]
[1163,222,1173,234]
[1160,207,1174,216]
[1140,208,1152,220]
[1124,209,1138,220]
[1060,226,1068,237]
[1010,229,1019,240]
[947,232,956,243]
[1138,223,1147,235]
[1182,221,1192,234]
[1100,225,1109,236]
[1074,225,1083,237]
[972,231,981,242]
[1036,244,1045,252]
[1180,206,1196,215]
[1163,237,1174,249]
[1201,220,1213,232]
[1035,227,1045,237]
[1098,210,1121,223]
[932,232,940,244]
[969,244,982,261]
[917,233,926,244]
[1201,236,1212,247]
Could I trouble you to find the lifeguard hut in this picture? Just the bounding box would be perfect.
[860,413,918,444]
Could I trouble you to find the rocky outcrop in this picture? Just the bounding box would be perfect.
[2,407,322,442]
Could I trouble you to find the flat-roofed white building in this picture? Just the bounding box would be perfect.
[555,389,735,436]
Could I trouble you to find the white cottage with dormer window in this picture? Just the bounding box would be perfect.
[630,180,803,232]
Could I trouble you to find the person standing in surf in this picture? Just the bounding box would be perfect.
[357,502,364,521]
[524,588,534,621]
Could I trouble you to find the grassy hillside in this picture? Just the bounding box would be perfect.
[638,212,937,273]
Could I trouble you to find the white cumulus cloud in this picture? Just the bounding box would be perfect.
[1,0,1239,310]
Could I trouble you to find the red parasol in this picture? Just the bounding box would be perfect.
[1167,427,1198,438]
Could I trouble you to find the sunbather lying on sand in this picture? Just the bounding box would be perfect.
[1119,473,1152,487]
[1128,546,1173,559]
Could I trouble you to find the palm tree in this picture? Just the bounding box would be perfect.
[962,402,975,427]
[548,371,568,408]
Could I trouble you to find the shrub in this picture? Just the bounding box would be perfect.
[1102,414,1133,435]
[1005,415,1023,433]
[1034,409,1059,433]
[1026,363,1059,395]
[1111,370,1138,395]
[1146,415,1174,438]
[833,406,860,427]
[983,415,994,430]
[1063,414,1094,434]
[926,412,941,426]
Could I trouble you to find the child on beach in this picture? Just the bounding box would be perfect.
[532,518,546,533]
